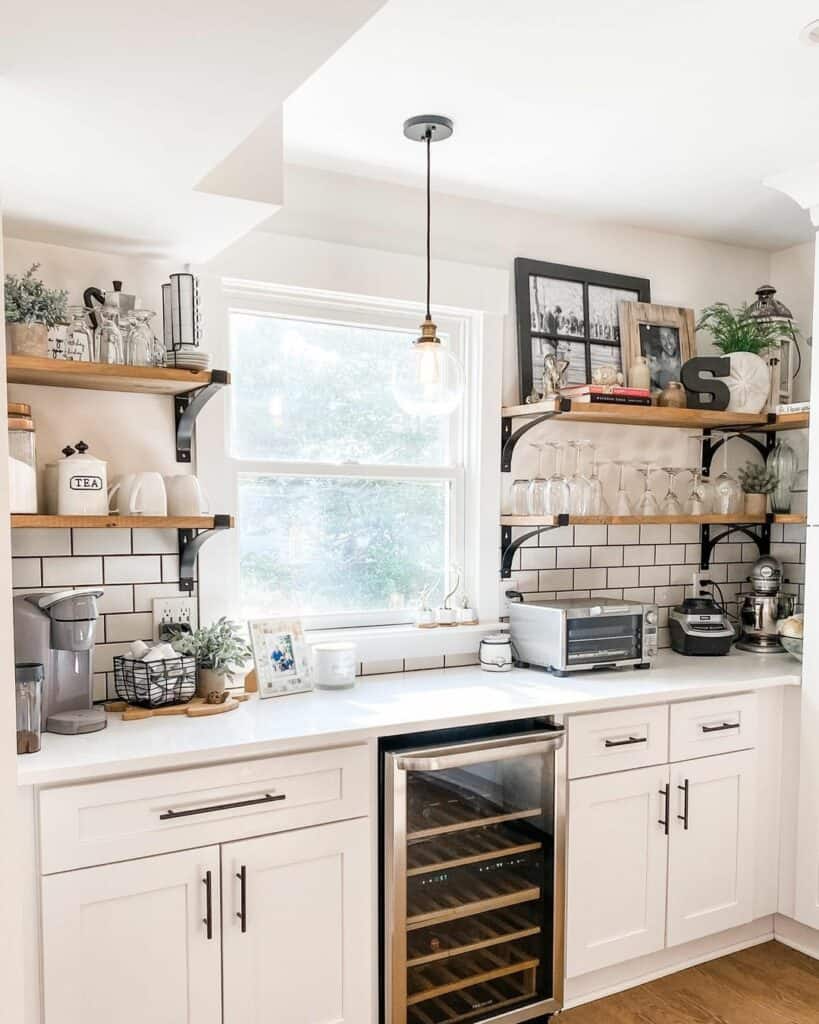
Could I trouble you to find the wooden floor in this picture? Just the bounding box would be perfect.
[561,942,819,1023]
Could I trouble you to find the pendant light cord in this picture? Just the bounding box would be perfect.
[425,128,432,321]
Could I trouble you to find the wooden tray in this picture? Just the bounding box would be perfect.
[104,693,250,721]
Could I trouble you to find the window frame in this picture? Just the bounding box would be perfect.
[219,281,474,630]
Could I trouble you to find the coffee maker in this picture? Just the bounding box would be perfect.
[13,588,107,733]
[736,556,794,654]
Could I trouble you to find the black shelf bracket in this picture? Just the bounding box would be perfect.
[501,515,570,578]
[178,515,232,593]
[701,424,775,475]
[175,370,230,463]
[700,517,771,571]
[501,400,568,472]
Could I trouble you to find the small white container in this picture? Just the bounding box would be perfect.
[56,441,109,515]
[479,632,513,672]
[313,642,357,690]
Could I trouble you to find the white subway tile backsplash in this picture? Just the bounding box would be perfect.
[93,641,135,674]
[133,529,179,555]
[93,673,108,703]
[538,569,575,591]
[133,582,192,611]
[573,568,607,589]
[727,562,749,583]
[653,586,685,607]
[43,556,103,587]
[670,564,694,586]
[783,524,807,544]
[713,543,742,563]
[607,566,639,588]
[12,558,41,589]
[623,545,656,566]
[639,564,670,587]
[655,544,685,564]
[556,546,590,569]
[161,555,180,582]
[771,542,801,563]
[670,524,700,544]
[784,562,805,584]
[591,546,623,568]
[72,529,132,556]
[105,556,162,584]
[622,587,656,603]
[105,612,154,643]
[606,525,639,545]
[573,524,608,546]
[12,528,71,557]
[538,526,574,547]
[509,570,539,593]
[96,585,135,614]
[640,524,671,544]
[520,547,557,570]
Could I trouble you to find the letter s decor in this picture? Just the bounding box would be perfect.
[681,356,731,411]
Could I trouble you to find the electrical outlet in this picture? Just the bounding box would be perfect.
[152,597,198,642]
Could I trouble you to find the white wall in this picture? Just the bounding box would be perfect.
[770,241,815,404]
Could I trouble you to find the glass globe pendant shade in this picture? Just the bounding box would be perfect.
[392,318,464,417]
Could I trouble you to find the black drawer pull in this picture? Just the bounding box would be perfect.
[658,784,670,835]
[236,864,247,933]
[160,792,285,820]
[677,779,690,830]
[701,722,740,734]
[604,736,648,748]
[203,870,213,940]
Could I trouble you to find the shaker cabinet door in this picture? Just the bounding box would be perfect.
[566,766,669,977]
[41,846,222,1024]
[667,750,756,947]
[222,816,372,1024]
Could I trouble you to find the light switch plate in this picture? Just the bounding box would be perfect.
[152,597,198,642]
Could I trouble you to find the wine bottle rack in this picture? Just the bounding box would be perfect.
[407,775,541,841]
[408,944,540,1005]
[407,971,537,1024]
[408,824,542,876]
[407,868,541,930]
[407,906,541,967]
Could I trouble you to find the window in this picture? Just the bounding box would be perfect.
[228,292,467,626]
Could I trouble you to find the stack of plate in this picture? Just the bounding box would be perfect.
[171,345,212,371]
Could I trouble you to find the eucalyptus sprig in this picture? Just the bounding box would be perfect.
[170,617,252,676]
[737,461,778,495]
[697,302,794,355]
[4,263,68,327]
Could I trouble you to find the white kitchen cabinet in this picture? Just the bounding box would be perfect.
[666,750,756,947]
[41,846,222,1024]
[222,817,372,1024]
[566,765,669,977]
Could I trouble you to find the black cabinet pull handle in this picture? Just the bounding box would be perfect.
[202,870,213,940]
[160,792,285,820]
[605,736,648,748]
[658,784,670,835]
[701,722,740,734]
[236,865,247,933]
[677,779,690,830]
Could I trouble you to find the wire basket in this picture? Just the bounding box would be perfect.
[113,656,197,709]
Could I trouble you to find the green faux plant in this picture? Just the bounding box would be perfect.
[737,461,778,495]
[4,263,68,326]
[170,617,252,676]
[697,302,794,355]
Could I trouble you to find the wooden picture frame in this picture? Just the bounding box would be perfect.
[514,258,651,402]
[248,617,313,698]
[618,302,696,393]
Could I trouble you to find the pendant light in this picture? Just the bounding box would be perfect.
[392,114,465,417]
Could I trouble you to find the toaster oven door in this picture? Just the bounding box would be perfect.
[565,614,643,666]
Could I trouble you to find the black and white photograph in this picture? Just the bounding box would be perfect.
[639,324,682,390]
[529,276,584,337]
[515,259,651,402]
[588,284,640,342]
[619,301,696,392]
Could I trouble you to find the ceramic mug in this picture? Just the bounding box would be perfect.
[164,475,210,516]
[109,472,167,515]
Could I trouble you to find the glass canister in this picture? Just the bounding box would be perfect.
[767,439,798,513]
[16,662,43,754]
[8,403,38,513]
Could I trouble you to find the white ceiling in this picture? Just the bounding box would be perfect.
[284,0,819,250]
[0,0,385,259]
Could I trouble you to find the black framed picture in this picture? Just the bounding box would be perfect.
[514,258,651,402]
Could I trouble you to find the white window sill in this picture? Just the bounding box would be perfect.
[304,621,507,666]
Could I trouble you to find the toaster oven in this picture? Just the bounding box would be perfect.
[508,595,658,675]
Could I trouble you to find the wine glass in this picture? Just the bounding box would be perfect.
[527,442,549,516]
[612,461,634,516]
[659,466,685,515]
[713,435,744,515]
[64,306,94,362]
[585,446,608,515]
[544,441,570,514]
[97,308,124,365]
[634,463,661,516]
[685,469,715,515]
[567,440,592,515]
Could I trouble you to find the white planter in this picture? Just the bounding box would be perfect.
[725,352,771,414]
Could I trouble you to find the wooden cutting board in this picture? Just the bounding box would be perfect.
[104,693,250,721]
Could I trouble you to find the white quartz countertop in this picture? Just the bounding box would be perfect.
[17,650,801,787]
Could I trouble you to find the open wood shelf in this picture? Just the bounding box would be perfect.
[10,515,234,530]
[501,398,809,432]
[6,355,228,396]
[500,513,806,527]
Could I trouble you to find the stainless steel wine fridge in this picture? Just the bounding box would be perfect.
[381,718,566,1024]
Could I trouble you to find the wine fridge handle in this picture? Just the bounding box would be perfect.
[394,731,565,772]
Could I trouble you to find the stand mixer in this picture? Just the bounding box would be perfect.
[736,555,794,654]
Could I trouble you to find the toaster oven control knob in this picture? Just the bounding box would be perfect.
[646,610,658,625]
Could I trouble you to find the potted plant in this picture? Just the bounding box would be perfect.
[696,302,794,414]
[737,461,778,517]
[170,618,252,697]
[4,263,68,357]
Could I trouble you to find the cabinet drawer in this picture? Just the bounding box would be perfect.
[670,694,756,762]
[568,705,669,779]
[39,744,369,874]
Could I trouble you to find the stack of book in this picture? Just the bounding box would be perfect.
[561,385,652,407]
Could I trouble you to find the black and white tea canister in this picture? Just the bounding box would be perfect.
[479,632,513,672]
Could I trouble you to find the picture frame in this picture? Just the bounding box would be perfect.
[618,301,696,393]
[248,618,313,698]
[514,258,651,403]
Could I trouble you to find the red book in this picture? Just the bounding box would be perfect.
[561,384,651,398]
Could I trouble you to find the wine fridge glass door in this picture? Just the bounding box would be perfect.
[384,731,565,1024]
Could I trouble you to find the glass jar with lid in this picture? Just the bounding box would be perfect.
[8,403,38,513]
